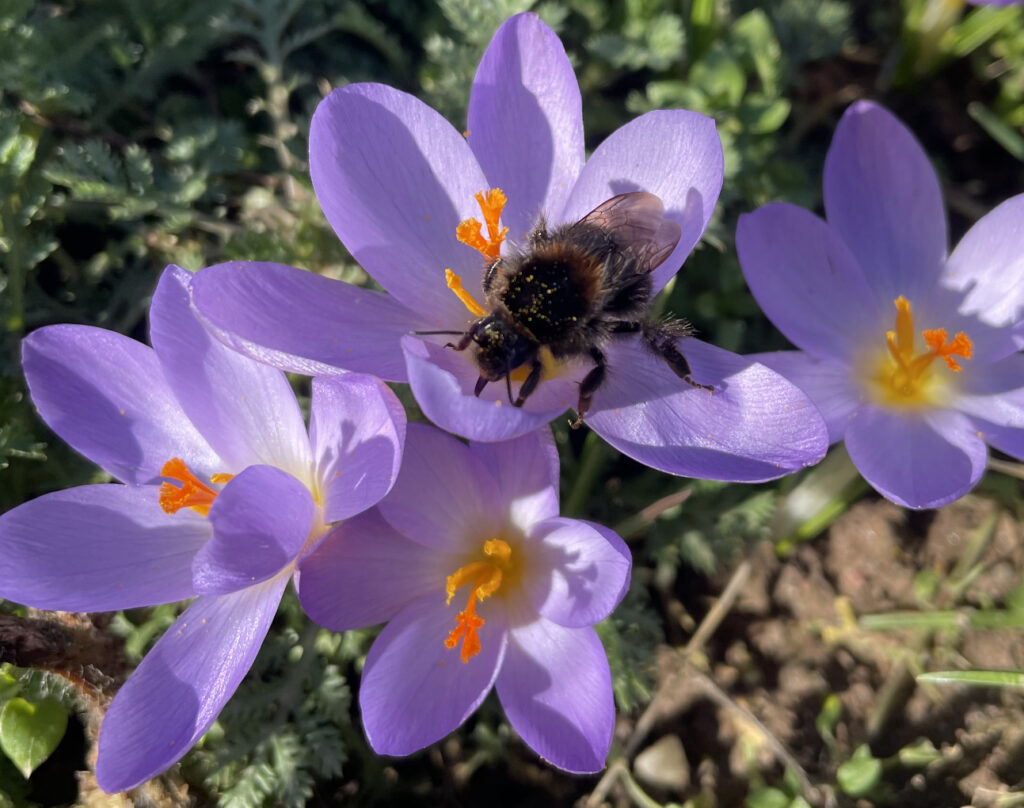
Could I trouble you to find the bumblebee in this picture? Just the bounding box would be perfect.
[442,191,711,426]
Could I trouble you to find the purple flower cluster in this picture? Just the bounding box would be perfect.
[191,13,828,482]
[1,9,1021,797]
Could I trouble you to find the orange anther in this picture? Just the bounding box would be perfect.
[158,458,233,517]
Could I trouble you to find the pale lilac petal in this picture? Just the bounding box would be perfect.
[0,485,208,612]
[975,419,1024,460]
[192,261,427,382]
[95,576,287,792]
[377,423,502,551]
[955,354,1024,429]
[944,194,1024,336]
[561,110,724,292]
[296,509,449,631]
[496,620,613,774]
[736,204,880,361]
[402,336,574,443]
[309,83,490,323]
[22,326,219,485]
[824,101,947,304]
[845,407,987,508]
[360,593,508,756]
[310,374,406,523]
[524,518,630,627]
[586,337,829,480]
[468,12,583,239]
[193,466,313,595]
[471,429,560,533]
[751,351,860,444]
[149,266,312,482]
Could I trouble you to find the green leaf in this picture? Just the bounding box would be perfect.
[0,697,68,778]
[814,693,841,746]
[836,744,882,798]
[746,787,791,808]
[917,669,1024,688]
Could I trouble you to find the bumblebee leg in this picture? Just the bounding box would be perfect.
[642,323,713,392]
[505,373,514,404]
[572,348,606,429]
[513,359,543,407]
[474,376,489,397]
[446,331,474,351]
[609,321,642,334]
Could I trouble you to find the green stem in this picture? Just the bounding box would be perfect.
[564,431,607,517]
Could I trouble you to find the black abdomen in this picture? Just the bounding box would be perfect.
[500,258,589,343]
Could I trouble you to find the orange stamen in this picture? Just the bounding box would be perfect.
[158,458,234,517]
[445,269,487,317]
[456,188,508,262]
[879,296,973,402]
[922,328,973,371]
[443,539,512,663]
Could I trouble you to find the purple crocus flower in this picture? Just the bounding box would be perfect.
[190,12,828,482]
[737,100,1024,509]
[296,424,629,773]
[0,266,405,791]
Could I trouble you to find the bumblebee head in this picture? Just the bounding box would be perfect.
[469,314,536,380]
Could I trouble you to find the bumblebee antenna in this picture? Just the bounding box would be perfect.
[410,329,464,336]
[474,376,488,397]
[505,373,514,405]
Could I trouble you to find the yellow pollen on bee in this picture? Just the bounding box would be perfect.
[456,188,508,262]
[867,295,973,408]
[158,458,234,517]
[443,538,513,664]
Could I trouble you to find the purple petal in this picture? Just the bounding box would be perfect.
[309,83,490,324]
[95,577,286,792]
[560,109,724,292]
[310,374,406,523]
[496,620,613,774]
[845,407,987,508]
[296,509,449,631]
[192,261,427,382]
[193,466,312,595]
[470,429,560,533]
[22,326,219,485]
[468,13,583,239]
[0,485,209,612]
[943,194,1024,340]
[736,204,880,361]
[524,518,630,627]
[975,419,1024,461]
[824,101,947,305]
[377,423,502,551]
[359,593,508,756]
[586,336,829,480]
[955,353,1024,429]
[149,266,312,481]
[751,351,859,444]
[402,335,574,443]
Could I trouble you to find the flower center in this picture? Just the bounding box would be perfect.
[158,458,233,517]
[865,295,973,408]
[444,538,513,663]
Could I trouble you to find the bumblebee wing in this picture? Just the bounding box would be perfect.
[574,191,682,273]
